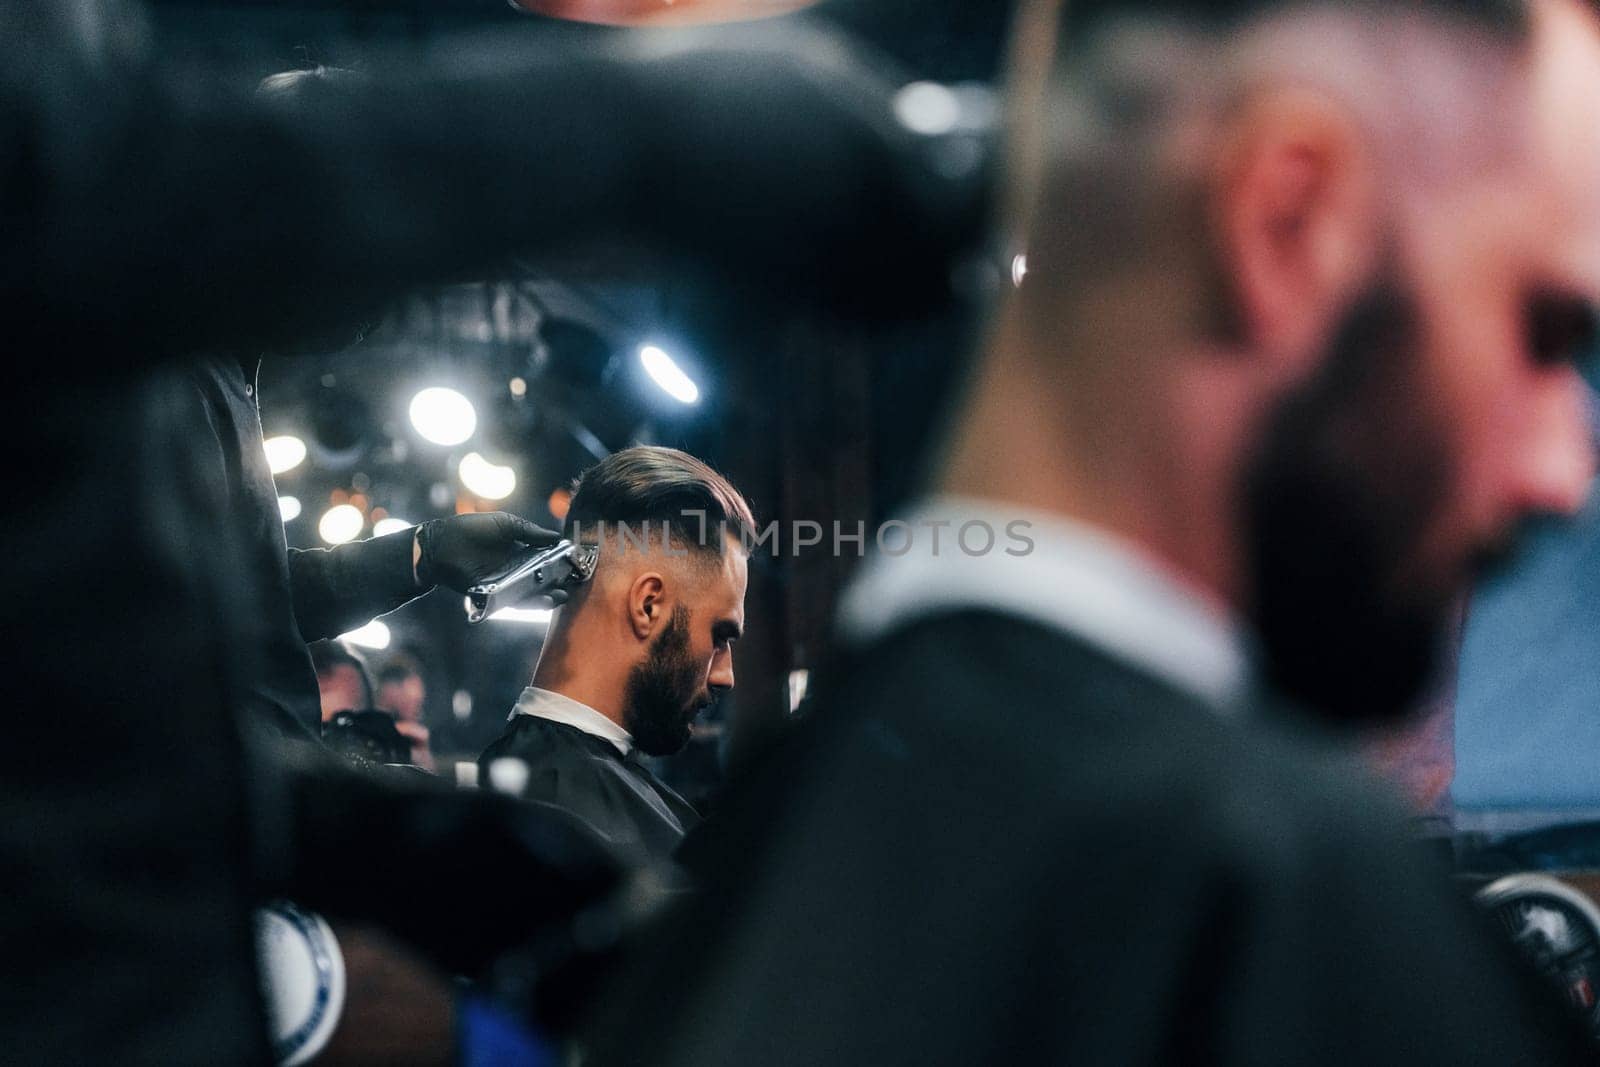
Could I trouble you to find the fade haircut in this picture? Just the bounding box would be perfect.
[1007,0,1533,342]
[565,446,755,558]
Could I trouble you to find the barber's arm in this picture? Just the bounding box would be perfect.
[289,512,560,642]
[3,8,984,370]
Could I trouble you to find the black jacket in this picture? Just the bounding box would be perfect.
[588,612,1594,1066]
[187,356,423,739]
[481,715,700,862]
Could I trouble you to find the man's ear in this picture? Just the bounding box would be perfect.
[1211,87,1378,375]
[627,573,665,640]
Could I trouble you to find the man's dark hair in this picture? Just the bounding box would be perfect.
[377,655,422,689]
[566,446,755,554]
[309,639,375,708]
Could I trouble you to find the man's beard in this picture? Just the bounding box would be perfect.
[622,605,711,756]
[1243,276,1499,725]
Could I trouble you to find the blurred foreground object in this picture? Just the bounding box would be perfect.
[0,3,990,1058]
[1477,876,1600,1039]
[582,0,1600,1061]
[256,903,347,1067]
[513,0,818,24]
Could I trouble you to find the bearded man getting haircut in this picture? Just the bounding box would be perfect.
[479,447,753,861]
[586,0,1600,1062]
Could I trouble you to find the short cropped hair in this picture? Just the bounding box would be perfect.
[1054,0,1528,47]
[565,446,755,555]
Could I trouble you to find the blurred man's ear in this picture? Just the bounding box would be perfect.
[1211,87,1378,376]
[627,574,665,641]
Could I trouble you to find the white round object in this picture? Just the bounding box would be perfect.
[372,517,414,537]
[255,902,346,1066]
[893,81,961,136]
[409,387,478,446]
[263,435,308,476]
[318,504,365,545]
[488,756,532,797]
[458,452,518,501]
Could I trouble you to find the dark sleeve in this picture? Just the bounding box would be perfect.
[287,528,423,642]
[4,13,981,371]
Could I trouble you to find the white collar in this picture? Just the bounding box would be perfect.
[513,686,634,756]
[838,496,1252,711]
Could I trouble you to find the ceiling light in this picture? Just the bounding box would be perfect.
[339,619,391,650]
[408,387,477,446]
[263,435,308,475]
[459,452,517,501]
[640,344,700,405]
[318,504,365,545]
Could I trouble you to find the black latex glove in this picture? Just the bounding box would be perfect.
[414,512,561,593]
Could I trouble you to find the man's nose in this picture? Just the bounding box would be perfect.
[709,649,736,692]
[1516,371,1596,518]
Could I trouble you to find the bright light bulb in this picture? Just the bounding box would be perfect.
[639,345,700,405]
[278,496,302,522]
[339,619,391,650]
[263,435,308,475]
[372,517,413,537]
[318,504,365,545]
[459,452,517,501]
[408,387,477,446]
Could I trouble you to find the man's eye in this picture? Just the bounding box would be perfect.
[1526,291,1599,368]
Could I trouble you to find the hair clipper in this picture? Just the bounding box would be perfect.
[464,540,600,623]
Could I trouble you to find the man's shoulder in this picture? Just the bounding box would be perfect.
[823,611,1410,864]
[479,714,623,774]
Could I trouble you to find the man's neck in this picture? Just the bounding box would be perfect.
[941,334,1256,615]
[529,626,629,730]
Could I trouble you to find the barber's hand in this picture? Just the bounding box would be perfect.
[412,512,560,592]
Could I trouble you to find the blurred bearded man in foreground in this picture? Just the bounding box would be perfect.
[480,447,753,861]
[588,0,1600,1062]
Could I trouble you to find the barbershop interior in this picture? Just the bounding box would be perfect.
[15,0,1600,1062]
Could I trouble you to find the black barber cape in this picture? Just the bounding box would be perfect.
[481,712,699,862]
[586,613,1594,1066]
